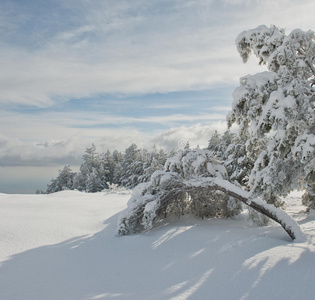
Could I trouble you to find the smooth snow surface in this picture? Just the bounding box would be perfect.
[0,190,315,300]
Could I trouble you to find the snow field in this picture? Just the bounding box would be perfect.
[0,190,315,300]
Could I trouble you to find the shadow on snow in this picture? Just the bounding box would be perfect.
[0,213,315,300]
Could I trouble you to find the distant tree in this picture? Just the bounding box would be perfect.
[78,144,107,192]
[44,144,167,194]
[119,143,140,188]
[97,150,116,188]
[46,165,74,194]
[72,172,86,191]
[207,130,221,152]
[36,189,45,194]
[112,149,124,185]
[86,169,104,193]
[141,146,167,183]
[80,144,97,180]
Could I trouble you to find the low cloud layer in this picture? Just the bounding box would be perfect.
[0,122,227,168]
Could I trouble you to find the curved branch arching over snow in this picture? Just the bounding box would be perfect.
[117,171,304,241]
[194,177,304,241]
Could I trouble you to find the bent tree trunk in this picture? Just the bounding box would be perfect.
[118,176,304,241]
[188,178,304,241]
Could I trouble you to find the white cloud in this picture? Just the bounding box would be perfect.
[0,129,145,167]
[151,122,228,151]
[4,0,315,106]
[0,116,228,167]
[0,105,227,143]
[0,45,253,107]
[54,25,96,42]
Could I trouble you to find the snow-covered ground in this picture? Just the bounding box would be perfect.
[0,190,314,300]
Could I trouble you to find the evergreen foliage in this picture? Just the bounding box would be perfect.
[45,144,168,194]
[229,25,315,208]
[46,165,75,194]
[207,130,253,187]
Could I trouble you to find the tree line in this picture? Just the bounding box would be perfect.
[43,131,248,195]
[43,143,168,194]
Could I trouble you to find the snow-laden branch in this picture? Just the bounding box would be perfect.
[117,173,305,241]
[297,47,315,77]
[187,177,304,241]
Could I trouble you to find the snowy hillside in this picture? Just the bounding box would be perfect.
[0,190,315,300]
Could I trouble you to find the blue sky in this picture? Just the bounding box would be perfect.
[1,0,314,193]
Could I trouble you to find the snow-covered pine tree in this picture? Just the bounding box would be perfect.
[112,149,124,185]
[86,168,104,193]
[46,165,74,193]
[207,130,221,152]
[79,144,106,192]
[98,150,116,188]
[72,172,86,191]
[140,146,167,183]
[119,143,144,188]
[228,25,315,209]
[207,130,253,188]
[44,144,167,193]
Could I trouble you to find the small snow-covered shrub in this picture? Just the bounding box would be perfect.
[117,149,243,235]
[117,148,303,240]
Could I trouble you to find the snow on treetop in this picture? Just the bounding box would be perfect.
[165,148,227,179]
[235,25,285,64]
